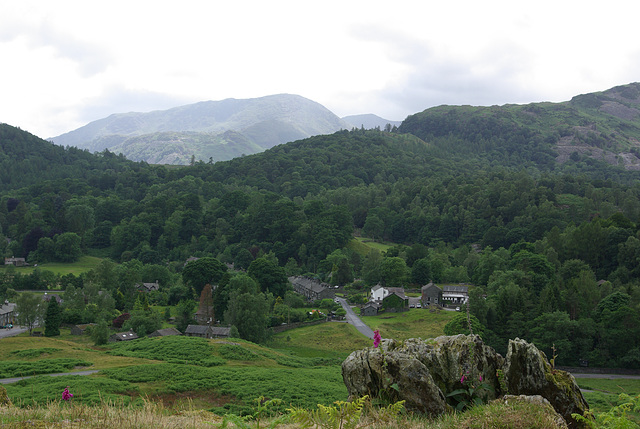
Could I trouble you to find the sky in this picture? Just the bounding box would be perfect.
[2,0,640,139]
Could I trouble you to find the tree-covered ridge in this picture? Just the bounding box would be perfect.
[399,82,640,170]
[192,130,434,196]
[0,124,144,190]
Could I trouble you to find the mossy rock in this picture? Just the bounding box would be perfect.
[0,385,12,407]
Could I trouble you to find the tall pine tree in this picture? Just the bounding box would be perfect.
[44,297,61,337]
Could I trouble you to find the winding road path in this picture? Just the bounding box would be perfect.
[335,297,375,339]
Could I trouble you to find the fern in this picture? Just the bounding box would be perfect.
[289,395,405,429]
[572,393,640,429]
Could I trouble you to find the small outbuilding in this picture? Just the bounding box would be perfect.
[71,323,96,335]
[360,302,380,317]
[109,330,139,342]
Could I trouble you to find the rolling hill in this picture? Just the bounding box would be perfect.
[50,94,352,164]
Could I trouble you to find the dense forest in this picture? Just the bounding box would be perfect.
[3,84,640,367]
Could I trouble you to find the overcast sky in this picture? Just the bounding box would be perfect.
[2,0,640,139]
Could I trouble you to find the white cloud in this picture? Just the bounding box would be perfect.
[2,0,640,138]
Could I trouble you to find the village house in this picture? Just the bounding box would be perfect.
[370,284,388,302]
[4,257,26,267]
[421,282,443,307]
[360,301,380,317]
[42,293,63,304]
[136,281,159,292]
[0,301,15,326]
[289,276,335,302]
[370,285,406,303]
[148,327,182,337]
[70,323,96,335]
[109,329,139,342]
[442,284,469,306]
[382,290,409,312]
[184,324,231,339]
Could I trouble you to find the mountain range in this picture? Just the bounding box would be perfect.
[50,94,397,165]
[41,82,640,169]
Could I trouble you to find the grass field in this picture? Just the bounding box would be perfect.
[361,308,456,341]
[3,255,103,276]
[3,310,638,425]
[270,321,371,358]
[348,237,395,255]
[575,377,640,424]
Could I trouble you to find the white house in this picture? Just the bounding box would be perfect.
[370,284,388,302]
[370,284,406,303]
[442,285,469,306]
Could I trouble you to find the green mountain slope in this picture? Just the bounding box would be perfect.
[399,82,640,170]
[0,123,137,190]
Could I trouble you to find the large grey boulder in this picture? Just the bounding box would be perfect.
[504,338,591,428]
[342,335,504,416]
[342,335,592,428]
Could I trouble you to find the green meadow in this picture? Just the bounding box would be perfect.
[3,255,103,276]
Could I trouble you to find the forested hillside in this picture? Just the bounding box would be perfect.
[399,82,640,170]
[3,84,640,369]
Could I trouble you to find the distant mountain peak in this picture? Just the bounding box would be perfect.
[50,94,352,164]
[341,114,402,130]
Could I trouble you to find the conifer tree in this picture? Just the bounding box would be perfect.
[44,297,61,337]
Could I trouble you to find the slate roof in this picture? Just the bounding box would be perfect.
[149,327,182,337]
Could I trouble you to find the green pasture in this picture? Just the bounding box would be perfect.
[3,255,103,276]
[270,321,371,358]
[361,308,456,341]
[348,237,394,255]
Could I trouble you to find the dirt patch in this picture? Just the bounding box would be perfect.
[146,390,236,410]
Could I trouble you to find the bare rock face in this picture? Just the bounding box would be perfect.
[342,335,592,428]
[504,338,591,428]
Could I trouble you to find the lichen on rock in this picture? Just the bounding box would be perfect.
[342,335,593,428]
[0,385,12,407]
[504,338,591,428]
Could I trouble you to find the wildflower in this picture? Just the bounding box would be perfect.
[479,375,483,382]
[62,387,73,401]
[460,374,466,384]
[373,330,381,348]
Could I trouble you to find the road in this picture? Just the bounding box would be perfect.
[0,325,28,339]
[335,297,375,339]
[0,370,100,385]
[571,373,640,379]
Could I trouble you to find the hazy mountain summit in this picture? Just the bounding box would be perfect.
[50,94,352,164]
[342,114,402,130]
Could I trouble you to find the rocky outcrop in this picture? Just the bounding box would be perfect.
[342,335,592,428]
[0,385,11,407]
[504,338,590,428]
[342,335,504,416]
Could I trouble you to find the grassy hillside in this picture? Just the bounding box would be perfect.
[2,323,640,427]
